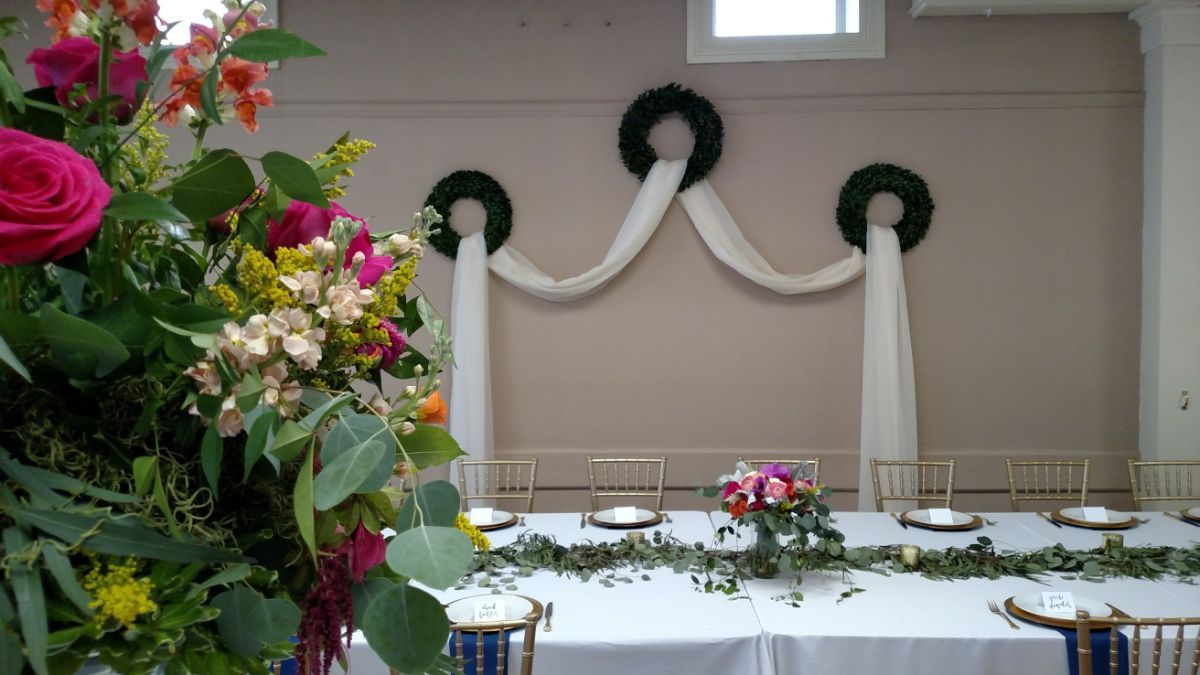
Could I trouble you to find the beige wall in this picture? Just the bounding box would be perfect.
[9,0,1145,511]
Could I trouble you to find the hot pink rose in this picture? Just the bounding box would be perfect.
[26,37,148,125]
[267,200,393,285]
[0,128,111,265]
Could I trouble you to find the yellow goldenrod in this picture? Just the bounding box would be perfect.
[208,284,241,314]
[454,513,490,551]
[83,558,158,629]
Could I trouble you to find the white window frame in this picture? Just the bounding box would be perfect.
[159,0,280,48]
[686,0,886,63]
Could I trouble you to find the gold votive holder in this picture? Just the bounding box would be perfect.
[626,531,646,545]
[1102,533,1124,553]
[899,544,921,569]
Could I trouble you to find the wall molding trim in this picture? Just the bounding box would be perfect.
[264,91,1143,120]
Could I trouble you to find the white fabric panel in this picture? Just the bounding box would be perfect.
[486,159,687,301]
[448,232,494,464]
[675,180,866,294]
[857,224,919,511]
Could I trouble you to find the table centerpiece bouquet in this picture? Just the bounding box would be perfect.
[0,3,476,674]
[706,462,845,579]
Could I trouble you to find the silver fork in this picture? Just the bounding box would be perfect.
[971,514,998,526]
[663,512,673,523]
[518,514,526,527]
[987,600,1020,630]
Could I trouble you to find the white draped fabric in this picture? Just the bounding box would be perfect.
[446,158,918,508]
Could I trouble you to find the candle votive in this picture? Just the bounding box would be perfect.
[899,544,921,569]
[626,531,646,545]
[1102,533,1124,553]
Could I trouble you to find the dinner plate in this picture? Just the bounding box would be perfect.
[1183,506,1200,522]
[1005,593,1115,630]
[471,509,519,532]
[900,509,982,531]
[587,508,663,529]
[1052,507,1136,529]
[445,594,544,631]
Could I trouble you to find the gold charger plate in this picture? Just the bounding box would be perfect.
[1051,509,1136,530]
[1182,507,1200,523]
[1004,596,1128,630]
[475,512,519,532]
[900,511,983,531]
[444,594,544,632]
[587,509,663,529]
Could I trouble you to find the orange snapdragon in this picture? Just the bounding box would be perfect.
[418,391,447,425]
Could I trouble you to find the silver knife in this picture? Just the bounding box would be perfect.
[542,601,554,632]
[1038,512,1063,528]
[1164,511,1200,527]
[890,512,908,529]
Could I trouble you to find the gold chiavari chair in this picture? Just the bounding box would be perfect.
[738,457,821,482]
[869,458,956,512]
[1128,460,1200,508]
[1076,609,1200,675]
[586,456,667,511]
[388,612,540,675]
[457,459,539,513]
[1005,459,1091,511]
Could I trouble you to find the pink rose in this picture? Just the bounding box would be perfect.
[267,201,394,285]
[765,479,788,500]
[0,128,111,265]
[26,37,148,125]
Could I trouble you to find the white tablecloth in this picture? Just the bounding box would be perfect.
[340,511,1200,675]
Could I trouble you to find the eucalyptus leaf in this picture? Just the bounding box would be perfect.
[385,526,473,590]
[394,480,460,533]
[362,583,449,674]
[312,439,387,510]
[210,587,300,658]
[322,413,396,494]
[399,424,465,470]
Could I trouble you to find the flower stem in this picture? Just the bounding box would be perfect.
[191,121,210,162]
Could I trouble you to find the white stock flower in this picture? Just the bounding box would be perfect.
[388,233,413,255]
[398,421,416,436]
[184,361,222,396]
[261,362,302,417]
[216,394,245,437]
[241,314,272,356]
[317,283,374,325]
[280,270,323,306]
[367,392,390,416]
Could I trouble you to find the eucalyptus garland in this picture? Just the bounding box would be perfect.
[618,83,724,191]
[462,532,1200,604]
[836,163,934,252]
[425,170,514,259]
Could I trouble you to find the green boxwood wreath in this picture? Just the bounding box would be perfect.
[836,163,934,253]
[425,170,513,259]
[618,83,724,191]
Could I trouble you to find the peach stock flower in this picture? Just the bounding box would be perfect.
[418,391,447,425]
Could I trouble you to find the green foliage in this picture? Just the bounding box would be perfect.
[170,149,257,221]
[209,587,300,658]
[261,151,329,208]
[394,480,460,533]
[386,526,474,590]
[39,303,130,378]
[836,163,934,253]
[361,582,450,674]
[400,424,466,470]
[321,412,397,494]
[425,170,512,259]
[618,83,724,191]
[226,29,326,62]
[104,192,189,224]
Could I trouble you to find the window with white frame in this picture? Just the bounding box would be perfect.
[157,0,279,46]
[687,0,884,63]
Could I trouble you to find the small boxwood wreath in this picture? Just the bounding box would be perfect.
[425,170,513,259]
[836,163,934,253]
[618,83,724,191]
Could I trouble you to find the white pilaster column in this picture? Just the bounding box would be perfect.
[1131,0,1200,461]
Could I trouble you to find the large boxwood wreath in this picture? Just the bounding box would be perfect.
[618,83,724,191]
[836,163,934,253]
[425,170,513,259]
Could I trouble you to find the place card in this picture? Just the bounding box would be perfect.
[468,507,494,526]
[1041,591,1076,616]
[613,506,639,524]
[927,508,956,525]
[473,598,504,622]
[1081,507,1109,523]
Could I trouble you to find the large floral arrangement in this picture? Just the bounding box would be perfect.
[0,3,474,675]
[709,462,844,579]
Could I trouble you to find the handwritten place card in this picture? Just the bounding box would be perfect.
[1081,507,1109,523]
[613,506,639,524]
[474,598,505,622]
[928,508,956,526]
[1042,591,1076,616]
[469,507,494,526]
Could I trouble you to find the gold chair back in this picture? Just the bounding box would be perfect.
[457,459,539,513]
[1128,460,1200,507]
[1076,609,1200,675]
[586,456,667,511]
[389,612,539,675]
[869,458,956,512]
[738,457,821,482]
[1005,459,1091,511]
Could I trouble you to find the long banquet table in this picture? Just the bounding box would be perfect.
[340,511,1200,675]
